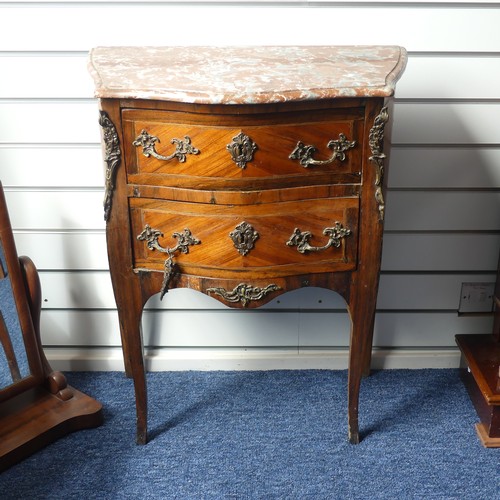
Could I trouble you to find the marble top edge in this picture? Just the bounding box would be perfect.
[88,45,407,104]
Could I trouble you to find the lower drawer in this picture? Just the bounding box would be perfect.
[130,197,359,279]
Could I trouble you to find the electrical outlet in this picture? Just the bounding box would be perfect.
[458,282,495,313]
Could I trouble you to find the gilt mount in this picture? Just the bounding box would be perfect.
[368,106,389,222]
[229,221,259,256]
[226,132,258,169]
[207,283,281,307]
[99,111,122,222]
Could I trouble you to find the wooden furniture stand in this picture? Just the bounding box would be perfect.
[456,251,500,447]
[89,46,407,444]
[0,183,102,471]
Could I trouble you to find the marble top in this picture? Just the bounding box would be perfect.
[88,46,407,105]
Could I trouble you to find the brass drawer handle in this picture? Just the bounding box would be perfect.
[289,133,355,168]
[133,130,200,163]
[207,283,281,307]
[286,222,351,254]
[137,224,200,299]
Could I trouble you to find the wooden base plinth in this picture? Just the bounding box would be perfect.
[0,386,103,472]
[475,423,500,448]
[455,334,500,448]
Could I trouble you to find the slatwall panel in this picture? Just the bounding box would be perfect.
[0,1,499,369]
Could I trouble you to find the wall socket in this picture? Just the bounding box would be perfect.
[458,282,495,314]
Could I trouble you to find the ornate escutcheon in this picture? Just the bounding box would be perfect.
[207,283,281,307]
[133,130,200,163]
[99,111,122,222]
[289,133,356,168]
[286,222,351,254]
[229,221,259,256]
[137,224,200,299]
[226,132,258,169]
[369,106,389,222]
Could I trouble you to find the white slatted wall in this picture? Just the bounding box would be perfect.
[0,1,499,370]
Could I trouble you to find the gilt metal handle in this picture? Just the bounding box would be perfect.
[286,222,351,254]
[133,130,200,163]
[137,224,200,299]
[289,133,356,168]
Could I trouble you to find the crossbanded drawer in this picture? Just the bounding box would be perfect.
[122,107,364,189]
[130,197,359,279]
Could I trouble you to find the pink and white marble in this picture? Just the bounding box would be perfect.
[88,46,407,105]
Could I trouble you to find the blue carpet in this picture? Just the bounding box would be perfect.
[1,369,498,499]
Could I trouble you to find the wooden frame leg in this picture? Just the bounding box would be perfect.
[133,355,147,444]
[346,283,377,444]
[115,290,148,444]
[109,287,148,442]
[347,365,361,444]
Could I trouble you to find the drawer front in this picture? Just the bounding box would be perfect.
[130,197,359,279]
[122,108,364,189]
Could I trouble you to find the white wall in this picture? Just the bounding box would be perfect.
[1,1,499,370]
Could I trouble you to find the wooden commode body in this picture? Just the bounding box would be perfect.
[88,46,407,444]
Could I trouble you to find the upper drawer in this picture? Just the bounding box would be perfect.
[122,107,364,189]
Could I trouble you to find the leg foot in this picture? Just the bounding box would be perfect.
[348,414,360,444]
[349,430,360,445]
[137,428,148,445]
